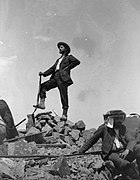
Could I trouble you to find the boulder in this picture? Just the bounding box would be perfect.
[74,120,86,131]
[50,155,71,177]
[70,129,80,141]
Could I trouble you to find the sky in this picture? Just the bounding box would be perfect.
[0,0,140,130]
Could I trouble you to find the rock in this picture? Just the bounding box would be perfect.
[65,136,75,146]
[74,120,86,131]
[12,160,26,178]
[43,136,58,144]
[48,119,57,128]
[53,132,61,139]
[35,122,42,131]
[26,114,35,132]
[44,172,59,180]
[66,120,75,128]
[50,155,71,177]
[64,126,71,136]
[76,137,85,147]
[42,125,53,136]
[8,140,37,155]
[70,129,80,141]
[39,119,46,127]
[0,144,8,155]
[0,158,16,179]
[18,129,27,134]
[82,128,96,141]
[57,121,65,128]
[53,115,61,122]
[35,112,52,120]
[25,126,45,143]
[53,125,64,133]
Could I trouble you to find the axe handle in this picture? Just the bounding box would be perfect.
[37,75,42,105]
[33,75,42,113]
[15,118,26,127]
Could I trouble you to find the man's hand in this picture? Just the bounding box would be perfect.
[119,149,129,159]
[39,72,44,76]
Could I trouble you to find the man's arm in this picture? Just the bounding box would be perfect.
[78,125,104,154]
[43,64,56,77]
[119,126,136,159]
[125,127,136,152]
[65,55,80,71]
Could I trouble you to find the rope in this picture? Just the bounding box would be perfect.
[0,151,102,159]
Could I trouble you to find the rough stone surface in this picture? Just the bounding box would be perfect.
[70,129,80,141]
[50,155,71,177]
[8,140,37,155]
[0,111,137,179]
[74,120,86,131]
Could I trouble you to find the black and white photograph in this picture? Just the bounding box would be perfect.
[0,0,140,179]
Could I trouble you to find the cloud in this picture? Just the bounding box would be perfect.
[77,89,100,102]
[0,56,17,74]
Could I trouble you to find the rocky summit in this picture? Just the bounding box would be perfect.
[0,111,139,180]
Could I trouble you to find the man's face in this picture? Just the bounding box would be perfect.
[113,116,124,128]
[59,45,67,54]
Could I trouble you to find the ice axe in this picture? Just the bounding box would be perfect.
[15,76,42,128]
[33,75,42,113]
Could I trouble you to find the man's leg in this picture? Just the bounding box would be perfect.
[108,153,130,170]
[108,151,139,179]
[57,81,68,121]
[0,100,18,139]
[36,78,57,109]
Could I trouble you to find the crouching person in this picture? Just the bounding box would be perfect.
[77,110,140,179]
[0,99,18,141]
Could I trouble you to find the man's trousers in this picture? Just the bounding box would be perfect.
[40,71,69,110]
[0,99,18,139]
[107,144,140,176]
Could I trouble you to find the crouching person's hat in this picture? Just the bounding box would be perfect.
[103,110,126,121]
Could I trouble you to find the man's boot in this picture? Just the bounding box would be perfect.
[60,109,68,121]
[33,98,45,109]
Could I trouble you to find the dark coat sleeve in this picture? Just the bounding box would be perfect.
[119,125,136,152]
[124,127,136,152]
[65,55,80,71]
[79,125,104,154]
[43,62,57,77]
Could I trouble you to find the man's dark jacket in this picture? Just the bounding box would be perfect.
[79,124,136,159]
[43,55,80,86]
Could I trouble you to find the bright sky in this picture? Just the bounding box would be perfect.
[0,0,140,130]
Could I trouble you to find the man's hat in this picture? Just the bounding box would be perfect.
[57,42,71,54]
[103,110,126,121]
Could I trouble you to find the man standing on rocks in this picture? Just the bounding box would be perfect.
[77,110,140,179]
[34,42,80,121]
[0,99,18,140]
